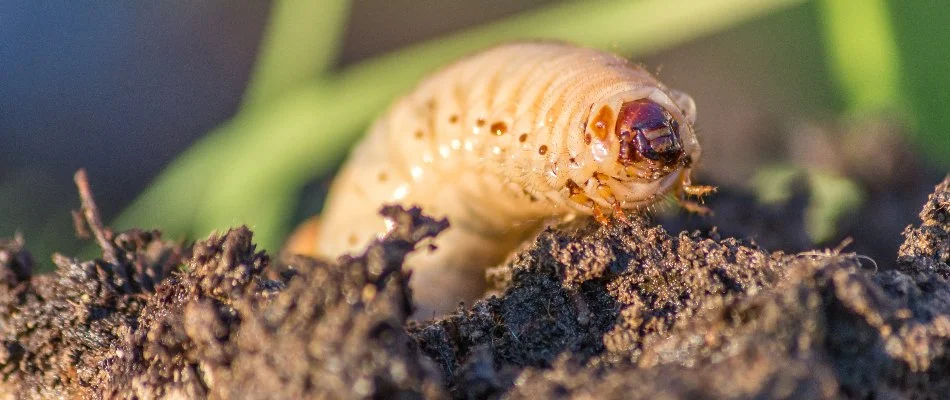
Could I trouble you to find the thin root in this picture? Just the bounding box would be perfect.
[795,239,879,273]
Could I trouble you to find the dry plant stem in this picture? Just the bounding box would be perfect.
[73,169,118,265]
[71,209,91,240]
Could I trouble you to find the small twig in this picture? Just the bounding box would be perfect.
[74,169,119,265]
[71,209,91,240]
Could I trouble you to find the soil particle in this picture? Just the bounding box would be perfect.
[898,178,950,278]
[0,172,948,399]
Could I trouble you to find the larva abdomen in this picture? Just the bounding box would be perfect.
[315,42,703,314]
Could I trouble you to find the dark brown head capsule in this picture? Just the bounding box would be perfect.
[615,99,684,170]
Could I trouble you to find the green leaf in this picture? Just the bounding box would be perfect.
[816,0,902,113]
[887,2,950,162]
[242,0,350,108]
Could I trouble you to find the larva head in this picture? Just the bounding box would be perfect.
[615,99,684,170]
[583,88,700,207]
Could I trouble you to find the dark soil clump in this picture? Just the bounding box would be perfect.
[0,170,948,399]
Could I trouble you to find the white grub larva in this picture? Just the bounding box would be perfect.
[310,41,712,314]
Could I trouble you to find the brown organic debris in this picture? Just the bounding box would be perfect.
[0,172,948,399]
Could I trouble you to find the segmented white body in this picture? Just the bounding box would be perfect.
[317,42,701,313]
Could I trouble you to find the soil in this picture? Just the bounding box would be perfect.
[0,164,948,398]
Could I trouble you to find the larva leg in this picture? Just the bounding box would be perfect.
[682,184,717,197]
[675,171,717,215]
[611,201,628,222]
[592,206,610,225]
[678,198,713,215]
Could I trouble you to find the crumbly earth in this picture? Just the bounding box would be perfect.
[0,172,948,399]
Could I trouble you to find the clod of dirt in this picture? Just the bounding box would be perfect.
[497,179,950,399]
[899,178,950,278]
[105,205,450,399]
[0,203,449,398]
[0,227,182,399]
[0,171,948,399]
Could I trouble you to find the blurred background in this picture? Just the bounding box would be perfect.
[1,0,947,268]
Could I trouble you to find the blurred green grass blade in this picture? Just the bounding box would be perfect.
[887,2,950,162]
[242,0,350,108]
[816,0,902,113]
[751,164,801,204]
[328,0,810,84]
[752,166,864,243]
[110,127,243,240]
[117,0,809,251]
[193,83,377,249]
[806,170,863,243]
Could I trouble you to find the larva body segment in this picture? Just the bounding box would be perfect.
[315,42,703,314]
